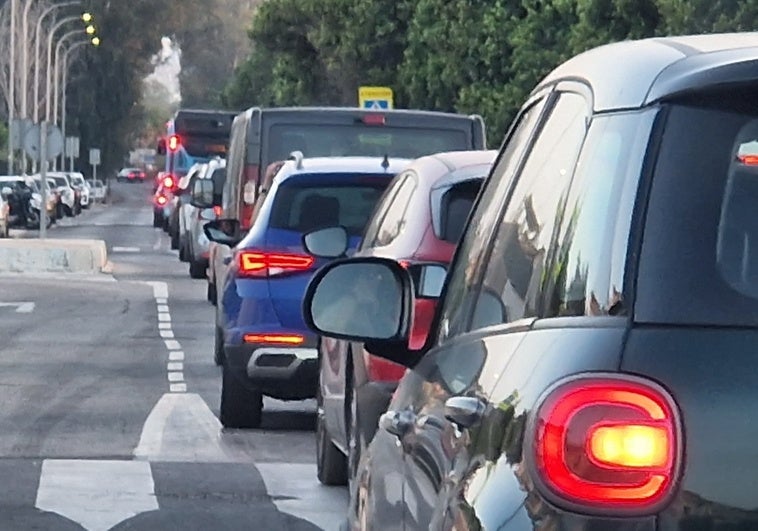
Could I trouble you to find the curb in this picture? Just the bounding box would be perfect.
[0,239,109,274]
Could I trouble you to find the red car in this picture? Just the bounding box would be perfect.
[315,149,496,485]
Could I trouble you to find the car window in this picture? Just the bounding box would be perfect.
[269,175,389,236]
[359,174,407,250]
[437,97,548,343]
[371,173,416,247]
[542,109,656,317]
[469,92,589,330]
[435,179,484,244]
[636,88,758,326]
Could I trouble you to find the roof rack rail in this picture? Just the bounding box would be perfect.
[288,151,304,169]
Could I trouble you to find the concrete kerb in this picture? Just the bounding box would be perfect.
[0,239,109,274]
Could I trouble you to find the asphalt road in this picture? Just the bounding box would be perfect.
[0,181,347,530]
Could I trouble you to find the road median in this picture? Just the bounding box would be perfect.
[0,239,109,274]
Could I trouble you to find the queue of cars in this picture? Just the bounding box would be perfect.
[159,32,758,530]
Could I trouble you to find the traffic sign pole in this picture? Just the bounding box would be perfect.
[39,121,48,239]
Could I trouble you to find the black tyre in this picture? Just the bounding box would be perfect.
[220,364,262,429]
[64,205,73,217]
[213,325,224,366]
[207,280,217,305]
[153,210,162,228]
[171,231,180,250]
[316,387,348,486]
[189,257,206,279]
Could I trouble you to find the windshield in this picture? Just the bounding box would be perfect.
[269,174,389,236]
[637,88,758,326]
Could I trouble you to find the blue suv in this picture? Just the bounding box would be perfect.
[205,153,409,428]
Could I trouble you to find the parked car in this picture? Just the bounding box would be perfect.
[0,176,55,229]
[315,149,496,486]
[208,106,488,316]
[181,158,225,279]
[86,179,106,203]
[303,33,758,530]
[205,154,410,429]
[47,172,79,216]
[117,167,146,182]
[67,172,90,209]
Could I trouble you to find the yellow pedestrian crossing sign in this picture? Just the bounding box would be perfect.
[359,86,393,110]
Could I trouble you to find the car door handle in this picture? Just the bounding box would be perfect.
[444,396,485,429]
[223,256,232,265]
[379,409,416,438]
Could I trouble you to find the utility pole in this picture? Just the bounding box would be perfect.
[8,0,17,174]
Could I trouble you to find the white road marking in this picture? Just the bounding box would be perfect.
[158,322,172,330]
[157,304,169,312]
[112,246,141,253]
[168,351,184,361]
[35,460,158,531]
[134,393,236,462]
[167,372,184,382]
[145,281,168,299]
[156,298,167,305]
[167,362,183,371]
[257,463,349,531]
[0,301,35,313]
[157,313,171,322]
[164,340,181,350]
[169,383,187,393]
[159,330,175,339]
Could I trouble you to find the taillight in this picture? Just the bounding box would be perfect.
[213,206,223,218]
[238,250,314,277]
[244,333,304,345]
[168,134,180,152]
[362,114,386,126]
[365,355,406,382]
[156,195,167,206]
[738,154,758,165]
[532,375,680,513]
[163,175,175,189]
[240,164,260,230]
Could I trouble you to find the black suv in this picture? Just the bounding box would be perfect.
[304,33,758,530]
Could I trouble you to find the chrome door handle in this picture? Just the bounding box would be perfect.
[379,409,416,438]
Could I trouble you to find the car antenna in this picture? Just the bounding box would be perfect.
[381,154,390,171]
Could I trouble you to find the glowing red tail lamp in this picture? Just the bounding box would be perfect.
[532,376,681,513]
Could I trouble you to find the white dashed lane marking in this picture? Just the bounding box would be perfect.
[145,281,185,394]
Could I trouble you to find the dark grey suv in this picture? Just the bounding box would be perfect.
[304,33,758,530]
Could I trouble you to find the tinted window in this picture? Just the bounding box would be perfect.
[637,89,758,326]
[211,168,226,197]
[435,179,484,243]
[437,98,548,343]
[360,175,407,250]
[267,124,469,162]
[543,110,656,318]
[269,175,389,236]
[53,177,67,187]
[372,175,416,247]
[470,92,589,329]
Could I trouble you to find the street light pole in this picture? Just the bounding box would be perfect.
[53,30,81,127]
[32,2,79,126]
[45,16,80,129]
[58,39,87,170]
[8,0,17,173]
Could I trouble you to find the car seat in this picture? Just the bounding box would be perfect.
[298,194,340,233]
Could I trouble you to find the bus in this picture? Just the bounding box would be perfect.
[157,109,237,180]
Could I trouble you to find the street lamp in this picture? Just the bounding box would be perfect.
[45,15,85,125]
[32,1,81,126]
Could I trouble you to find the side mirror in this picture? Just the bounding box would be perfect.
[302,226,349,258]
[191,179,214,208]
[204,219,242,247]
[157,138,166,155]
[411,264,447,298]
[304,257,413,342]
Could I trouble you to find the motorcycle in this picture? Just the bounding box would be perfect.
[5,184,47,230]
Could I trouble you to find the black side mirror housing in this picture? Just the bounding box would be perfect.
[204,219,242,247]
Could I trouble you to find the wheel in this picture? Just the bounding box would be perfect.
[316,387,348,485]
[171,231,180,250]
[189,257,206,279]
[219,364,263,429]
[64,205,73,217]
[153,210,162,228]
[207,280,217,305]
[213,325,225,366]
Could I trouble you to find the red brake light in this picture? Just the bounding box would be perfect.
[533,376,680,512]
[362,114,386,126]
[168,134,180,152]
[213,206,223,218]
[738,154,758,165]
[156,195,167,206]
[163,175,175,189]
[243,333,304,345]
[238,250,314,277]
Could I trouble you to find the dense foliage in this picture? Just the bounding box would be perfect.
[223,0,758,144]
